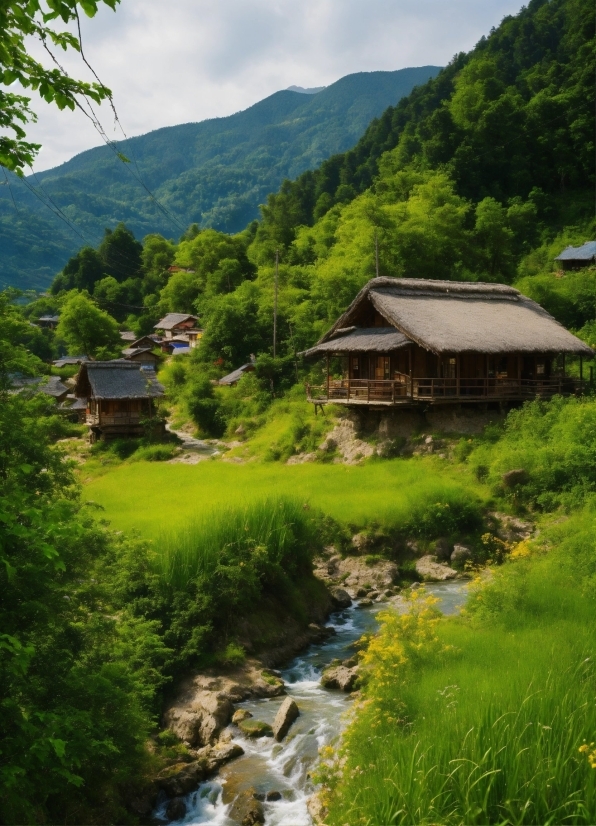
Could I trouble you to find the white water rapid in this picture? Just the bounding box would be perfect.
[155,581,467,826]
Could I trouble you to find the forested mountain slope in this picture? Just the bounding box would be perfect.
[0,67,440,290]
[256,0,593,248]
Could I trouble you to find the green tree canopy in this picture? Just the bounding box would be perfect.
[56,291,120,357]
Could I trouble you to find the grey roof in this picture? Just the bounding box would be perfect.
[53,356,89,367]
[318,277,593,357]
[122,347,157,358]
[75,362,165,400]
[555,241,596,262]
[302,327,410,357]
[10,374,69,398]
[218,364,255,385]
[120,331,137,341]
[171,347,191,356]
[154,313,199,330]
[38,314,60,323]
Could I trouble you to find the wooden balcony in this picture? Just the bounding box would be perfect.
[306,375,585,406]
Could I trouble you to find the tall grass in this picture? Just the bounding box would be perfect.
[156,497,317,590]
[324,509,596,825]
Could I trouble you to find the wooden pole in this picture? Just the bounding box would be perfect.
[273,249,279,358]
[408,347,413,399]
[326,354,330,400]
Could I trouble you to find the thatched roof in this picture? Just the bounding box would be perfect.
[302,327,410,357]
[154,313,198,331]
[555,241,596,262]
[75,362,165,400]
[317,277,593,357]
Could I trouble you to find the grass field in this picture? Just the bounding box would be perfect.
[323,509,596,825]
[83,456,485,538]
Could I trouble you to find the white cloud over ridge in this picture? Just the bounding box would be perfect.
[25,0,525,171]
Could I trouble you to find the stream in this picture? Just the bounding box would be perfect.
[157,581,468,826]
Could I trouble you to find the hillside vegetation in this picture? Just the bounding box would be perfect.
[0,68,440,289]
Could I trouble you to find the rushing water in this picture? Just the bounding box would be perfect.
[157,581,468,826]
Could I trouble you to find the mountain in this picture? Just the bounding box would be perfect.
[255,0,593,244]
[0,67,441,290]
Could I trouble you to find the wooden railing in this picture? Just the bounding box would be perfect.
[87,412,144,426]
[306,376,585,404]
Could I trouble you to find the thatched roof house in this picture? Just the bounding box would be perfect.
[304,277,592,407]
[74,361,165,441]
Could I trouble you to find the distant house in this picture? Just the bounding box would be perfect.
[303,277,593,408]
[9,374,69,403]
[37,314,60,329]
[218,363,256,386]
[154,313,200,340]
[122,347,160,366]
[74,361,165,442]
[120,331,137,342]
[53,355,89,368]
[555,242,596,270]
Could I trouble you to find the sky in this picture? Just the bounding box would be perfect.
[24,0,526,172]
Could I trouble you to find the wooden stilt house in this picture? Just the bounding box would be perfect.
[303,278,593,407]
[74,361,165,442]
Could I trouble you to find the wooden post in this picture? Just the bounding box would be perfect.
[273,249,279,358]
[326,354,330,400]
[456,356,460,397]
[408,347,413,399]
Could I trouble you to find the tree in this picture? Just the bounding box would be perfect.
[97,223,143,283]
[56,291,120,357]
[0,0,119,174]
[51,246,105,294]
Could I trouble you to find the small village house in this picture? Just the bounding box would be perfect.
[121,347,160,367]
[74,361,165,442]
[154,313,201,340]
[555,241,596,270]
[303,277,593,408]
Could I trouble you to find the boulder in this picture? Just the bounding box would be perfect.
[199,741,244,774]
[165,797,186,822]
[228,789,265,826]
[232,709,252,724]
[156,761,205,797]
[272,697,299,742]
[238,719,273,738]
[321,665,359,692]
[307,793,328,824]
[266,790,282,801]
[502,468,529,488]
[450,544,472,565]
[351,532,371,552]
[415,555,457,582]
[330,588,352,609]
[356,598,373,607]
[434,537,452,562]
[163,690,234,747]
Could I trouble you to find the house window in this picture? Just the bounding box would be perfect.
[537,362,545,375]
[443,358,457,379]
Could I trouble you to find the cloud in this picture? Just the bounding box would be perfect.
[22,0,525,171]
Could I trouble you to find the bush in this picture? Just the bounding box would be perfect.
[132,443,178,462]
[187,376,226,437]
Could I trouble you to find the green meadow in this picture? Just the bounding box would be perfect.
[83,456,484,538]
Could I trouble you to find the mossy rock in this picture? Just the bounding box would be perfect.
[238,719,273,738]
